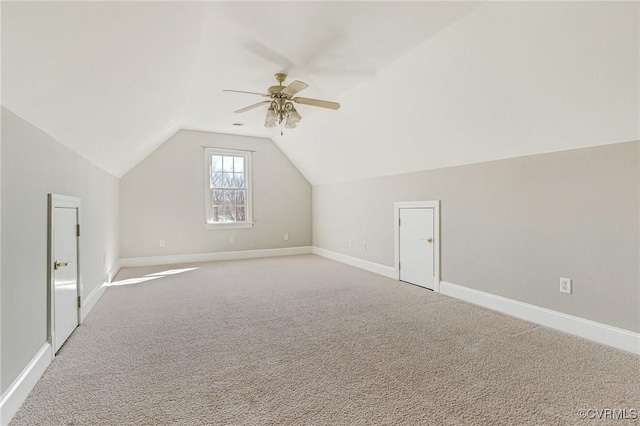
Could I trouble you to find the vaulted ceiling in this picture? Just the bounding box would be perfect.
[2,2,638,184]
[2,1,480,177]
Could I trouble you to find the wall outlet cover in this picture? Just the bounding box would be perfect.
[560,277,572,294]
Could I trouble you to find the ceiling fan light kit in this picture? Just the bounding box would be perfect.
[224,73,340,134]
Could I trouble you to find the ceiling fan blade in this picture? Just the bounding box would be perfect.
[281,80,309,97]
[224,90,270,97]
[234,101,270,113]
[293,97,340,110]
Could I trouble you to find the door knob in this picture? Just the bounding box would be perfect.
[426,238,433,244]
[54,260,71,270]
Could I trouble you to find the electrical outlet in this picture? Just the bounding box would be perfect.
[230,236,235,244]
[284,233,289,241]
[362,241,367,251]
[159,240,165,248]
[348,239,352,247]
[560,277,572,294]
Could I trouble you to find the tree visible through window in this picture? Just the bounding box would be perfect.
[205,148,252,228]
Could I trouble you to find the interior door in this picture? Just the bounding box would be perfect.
[399,208,434,289]
[53,207,79,352]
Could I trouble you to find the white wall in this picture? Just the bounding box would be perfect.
[276,2,639,185]
[119,130,311,259]
[0,107,119,393]
[0,64,3,398]
[313,141,640,333]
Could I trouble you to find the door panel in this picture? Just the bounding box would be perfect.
[399,208,434,289]
[54,207,79,352]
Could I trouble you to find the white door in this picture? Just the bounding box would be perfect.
[399,208,434,289]
[53,207,79,352]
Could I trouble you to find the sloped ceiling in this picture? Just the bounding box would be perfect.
[1,1,480,178]
[275,1,640,184]
[3,2,638,184]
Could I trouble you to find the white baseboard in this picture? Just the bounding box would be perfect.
[119,246,313,268]
[0,343,52,426]
[1,265,118,424]
[81,281,108,322]
[108,260,121,283]
[311,246,395,279]
[440,281,640,356]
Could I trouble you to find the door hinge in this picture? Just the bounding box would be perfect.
[76,224,80,237]
[398,262,401,271]
[77,296,81,309]
[398,218,401,226]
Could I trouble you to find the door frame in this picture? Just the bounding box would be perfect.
[394,200,441,292]
[47,194,82,358]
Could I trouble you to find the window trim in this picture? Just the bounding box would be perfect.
[204,147,253,230]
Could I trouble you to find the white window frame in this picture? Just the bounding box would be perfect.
[204,147,253,229]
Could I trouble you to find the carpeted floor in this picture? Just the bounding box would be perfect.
[11,254,640,425]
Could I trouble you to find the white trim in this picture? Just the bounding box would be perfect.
[47,194,82,355]
[205,221,254,230]
[440,281,640,356]
[204,148,253,229]
[311,247,395,279]
[0,343,53,426]
[80,281,108,322]
[48,194,80,209]
[119,246,313,268]
[394,200,441,292]
[108,260,121,283]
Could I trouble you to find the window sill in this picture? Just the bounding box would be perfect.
[205,222,254,230]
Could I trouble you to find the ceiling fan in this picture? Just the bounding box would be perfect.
[224,73,340,134]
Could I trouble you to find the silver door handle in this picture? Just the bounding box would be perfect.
[54,260,72,270]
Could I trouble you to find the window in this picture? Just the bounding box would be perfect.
[204,148,252,229]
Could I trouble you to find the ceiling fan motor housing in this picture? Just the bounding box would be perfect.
[268,85,285,94]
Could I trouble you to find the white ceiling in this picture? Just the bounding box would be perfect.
[275,1,639,184]
[2,1,481,177]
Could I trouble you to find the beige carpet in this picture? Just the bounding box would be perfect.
[11,255,640,425]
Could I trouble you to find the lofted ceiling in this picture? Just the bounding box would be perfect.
[1,1,481,178]
[276,1,639,184]
[3,2,638,185]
